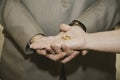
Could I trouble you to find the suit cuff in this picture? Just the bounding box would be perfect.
[26,43,35,54]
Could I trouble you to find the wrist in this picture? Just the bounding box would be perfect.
[85,33,93,50]
[79,33,88,50]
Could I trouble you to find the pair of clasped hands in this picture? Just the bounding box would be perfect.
[30,24,87,64]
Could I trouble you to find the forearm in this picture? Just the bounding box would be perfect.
[85,29,120,53]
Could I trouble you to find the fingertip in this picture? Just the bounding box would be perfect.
[30,43,40,49]
[82,50,88,56]
[30,44,35,49]
[60,24,71,32]
[61,61,67,64]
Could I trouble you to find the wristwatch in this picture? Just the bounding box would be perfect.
[69,20,86,32]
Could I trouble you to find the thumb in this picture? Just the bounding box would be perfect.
[60,24,71,32]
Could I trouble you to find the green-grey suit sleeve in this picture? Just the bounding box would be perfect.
[77,0,120,33]
[2,0,45,53]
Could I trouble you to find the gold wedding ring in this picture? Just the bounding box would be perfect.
[61,35,71,40]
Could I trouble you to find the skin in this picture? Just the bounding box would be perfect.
[30,24,120,63]
[30,34,68,62]
[30,24,85,63]
[60,24,120,53]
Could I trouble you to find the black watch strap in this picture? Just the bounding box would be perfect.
[69,20,86,32]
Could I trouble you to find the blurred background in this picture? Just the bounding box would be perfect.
[116,54,120,80]
[116,25,120,80]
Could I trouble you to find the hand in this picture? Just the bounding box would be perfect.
[48,24,88,63]
[30,33,65,50]
[60,24,87,50]
[30,35,54,49]
[29,24,88,63]
[61,24,88,55]
[50,43,79,63]
[30,34,68,61]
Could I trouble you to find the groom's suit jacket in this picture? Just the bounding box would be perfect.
[0,0,120,80]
